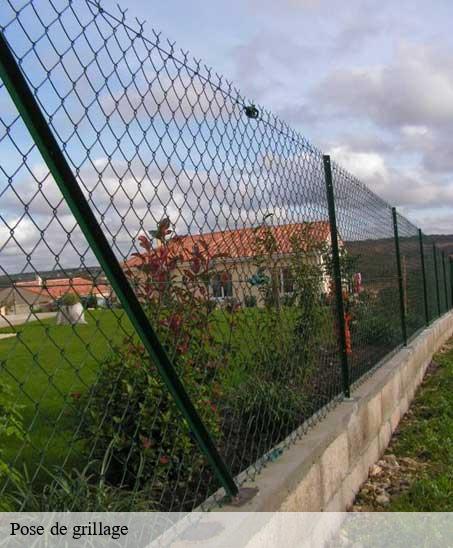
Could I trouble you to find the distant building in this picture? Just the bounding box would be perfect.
[0,285,50,315]
[125,221,334,305]
[0,276,112,315]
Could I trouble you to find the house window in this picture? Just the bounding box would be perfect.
[280,267,294,294]
[212,271,233,299]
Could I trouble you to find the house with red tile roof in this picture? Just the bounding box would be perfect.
[0,276,112,315]
[125,221,333,305]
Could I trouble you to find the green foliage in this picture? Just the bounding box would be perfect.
[222,220,330,436]
[289,230,328,369]
[78,343,221,507]
[77,220,224,508]
[352,287,402,347]
[9,463,155,511]
[0,383,27,510]
[244,295,257,308]
[60,292,80,306]
[385,344,453,511]
[322,243,360,292]
[229,377,307,436]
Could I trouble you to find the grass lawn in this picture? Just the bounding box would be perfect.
[0,309,133,483]
[0,302,335,506]
[386,340,453,511]
[0,305,249,488]
[353,337,453,513]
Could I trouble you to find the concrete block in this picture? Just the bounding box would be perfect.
[323,486,344,512]
[366,393,382,442]
[362,437,380,474]
[320,433,349,503]
[400,361,413,391]
[342,459,367,509]
[390,405,401,433]
[280,463,322,512]
[406,380,416,402]
[378,421,392,455]
[347,406,368,464]
[381,371,401,421]
[399,394,409,417]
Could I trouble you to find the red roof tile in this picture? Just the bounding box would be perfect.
[15,277,111,300]
[126,221,331,268]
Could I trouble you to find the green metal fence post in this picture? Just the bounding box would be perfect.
[450,257,453,308]
[446,255,451,310]
[391,208,407,346]
[433,243,441,318]
[442,251,448,312]
[0,31,239,499]
[323,155,351,398]
[446,260,449,309]
[418,229,430,325]
[447,258,450,310]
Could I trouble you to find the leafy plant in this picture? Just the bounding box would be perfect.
[78,219,227,509]
[352,288,401,347]
[223,219,329,439]
[60,292,80,306]
[244,295,257,308]
[9,462,155,511]
[0,383,27,511]
[78,344,221,509]
[288,227,329,370]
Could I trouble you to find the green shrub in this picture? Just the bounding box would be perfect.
[244,295,257,308]
[78,341,221,508]
[228,376,307,437]
[221,220,329,440]
[77,219,226,509]
[280,294,294,307]
[0,384,27,511]
[60,292,80,306]
[352,288,402,347]
[10,464,155,511]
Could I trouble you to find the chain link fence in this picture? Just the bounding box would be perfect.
[0,0,452,512]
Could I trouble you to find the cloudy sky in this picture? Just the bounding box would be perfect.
[1,0,453,273]
[120,0,453,233]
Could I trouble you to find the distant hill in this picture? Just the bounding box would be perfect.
[1,233,451,286]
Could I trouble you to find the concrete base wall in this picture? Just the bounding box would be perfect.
[221,312,453,513]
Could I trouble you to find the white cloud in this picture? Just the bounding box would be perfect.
[401,125,429,138]
[315,43,453,129]
[328,146,388,181]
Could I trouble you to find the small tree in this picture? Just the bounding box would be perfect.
[230,219,328,432]
[56,292,86,325]
[78,219,229,508]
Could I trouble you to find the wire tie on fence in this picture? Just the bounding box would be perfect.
[244,104,259,119]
